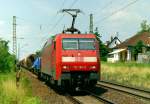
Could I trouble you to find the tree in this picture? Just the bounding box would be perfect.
[0,39,15,72]
[138,20,150,33]
[94,27,109,61]
[133,40,144,60]
[94,27,101,42]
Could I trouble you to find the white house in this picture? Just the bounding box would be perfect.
[106,36,122,49]
[107,32,150,62]
[107,49,126,63]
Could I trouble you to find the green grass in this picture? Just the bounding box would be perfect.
[101,61,150,68]
[0,72,41,104]
[101,62,150,90]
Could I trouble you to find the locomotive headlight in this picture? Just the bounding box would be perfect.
[79,66,82,69]
[90,66,96,69]
[63,66,67,69]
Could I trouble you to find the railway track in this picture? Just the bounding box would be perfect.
[84,90,115,104]
[23,68,147,104]
[66,91,115,104]
[24,69,109,104]
[65,93,83,104]
[98,81,150,101]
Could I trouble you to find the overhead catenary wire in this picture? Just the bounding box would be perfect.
[41,0,67,41]
[16,16,44,26]
[16,0,66,39]
[68,0,79,9]
[93,0,114,15]
[40,0,79,41]
[15,1,65,42]
[46,0,66,30]
[48,0,79,34]
[95,0,140,25]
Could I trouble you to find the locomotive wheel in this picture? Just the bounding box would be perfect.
[38,72,42,80]
[89,80,97,87]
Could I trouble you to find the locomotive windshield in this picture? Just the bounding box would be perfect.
[62,38,95,50]
[62,38,78,50]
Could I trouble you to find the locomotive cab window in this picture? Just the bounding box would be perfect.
[79,38,95,50]
[62,38,95,50]
[62,38,78,50]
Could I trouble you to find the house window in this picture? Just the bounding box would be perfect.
[108,54,114,58]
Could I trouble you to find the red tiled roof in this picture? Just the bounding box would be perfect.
[115,32,150,48]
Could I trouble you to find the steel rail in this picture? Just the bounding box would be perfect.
[100,80,150,93]
[98,81,150,100]
[83,90,115,104]
[65,93,83,104]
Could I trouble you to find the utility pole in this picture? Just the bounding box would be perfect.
[18,44,20,61]
[13,16,17,57]
[89,14,93,33]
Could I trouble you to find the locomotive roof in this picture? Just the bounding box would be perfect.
[55,33,96,39]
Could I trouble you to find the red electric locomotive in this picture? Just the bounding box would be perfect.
[40,9,100,91]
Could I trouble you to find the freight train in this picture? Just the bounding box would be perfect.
[20,54,36,69]
[21,9,100,91]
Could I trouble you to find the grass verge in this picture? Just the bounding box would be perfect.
[101,62,150,90]
[0,71,41,104]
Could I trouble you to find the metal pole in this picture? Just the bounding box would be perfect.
[18,44,20,61]
[13,16,17,57]
[89,14,93,33]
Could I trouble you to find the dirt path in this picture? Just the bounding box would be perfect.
[22,69,72,104]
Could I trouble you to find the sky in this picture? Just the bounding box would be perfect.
[0,0,150,60]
